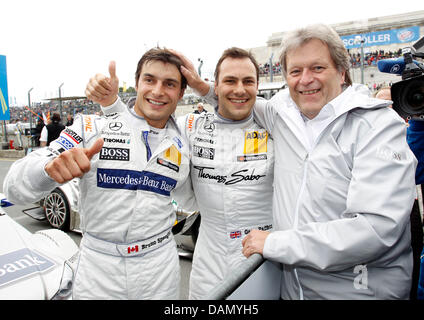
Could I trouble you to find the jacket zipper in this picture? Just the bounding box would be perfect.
[293,152,309,300]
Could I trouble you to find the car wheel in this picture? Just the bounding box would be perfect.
[44,188,70,231]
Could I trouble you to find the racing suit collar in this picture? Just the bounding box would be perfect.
[213,105,254,125]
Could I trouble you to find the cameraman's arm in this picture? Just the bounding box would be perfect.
[407,118,424,184]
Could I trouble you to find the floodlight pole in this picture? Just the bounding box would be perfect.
[58,83,64,120]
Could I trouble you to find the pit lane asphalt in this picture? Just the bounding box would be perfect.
[0,158,192,300]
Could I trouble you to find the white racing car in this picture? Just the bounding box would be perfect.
[0,196,79,300]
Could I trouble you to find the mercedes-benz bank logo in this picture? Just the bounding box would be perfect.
[109,122,123,131]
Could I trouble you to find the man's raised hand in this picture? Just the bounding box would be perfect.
[168,49,210,96]
[85,61,119,107]
[45,138,104,184]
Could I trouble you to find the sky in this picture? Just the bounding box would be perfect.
[1,0,424,106]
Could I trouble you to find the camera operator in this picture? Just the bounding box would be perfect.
[376,86,424,299]
[378,42,424,299]
[406,117,424,300]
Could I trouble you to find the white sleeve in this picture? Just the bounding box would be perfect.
[40,126,48,142]
[201,83,218,108]
[100,97,126,115]
[252,98,277,135]
[3,115,90,205]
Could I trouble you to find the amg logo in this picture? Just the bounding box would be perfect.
[100,147,130,161]
[193,145,215,160]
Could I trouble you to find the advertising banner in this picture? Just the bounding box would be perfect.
[0,55,10,120]
[341,26,420,49]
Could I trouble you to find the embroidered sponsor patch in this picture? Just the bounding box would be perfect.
[173,137,183,149]
[84,116,93,132]
[193,166,266,185]
[195,137,215,144]
[54,136,75,150]
[104,137,130,144]
[163,145,182,166]
[99,147,130,161]
[237,154,267,162]
[230,231,242,239]
[62,128,83,144]
[193,145,215,160]
[157,158,179,172]
[244,131,268,154]
[108,122,123,131]
[187,114,195,133]
[97,168,177,196]
[0,249,56,287]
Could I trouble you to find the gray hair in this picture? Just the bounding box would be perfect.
[279,24,352,86]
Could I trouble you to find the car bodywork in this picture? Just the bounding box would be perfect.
[0,198,79,300]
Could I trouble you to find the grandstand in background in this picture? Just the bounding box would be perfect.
[249,10,424,91]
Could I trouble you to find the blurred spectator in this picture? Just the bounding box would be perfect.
[33,117,45,147]
[193,103,207,114]
[39,112,65,147]
[66,114,74,126]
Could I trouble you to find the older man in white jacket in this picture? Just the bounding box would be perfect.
[239,24,417,300]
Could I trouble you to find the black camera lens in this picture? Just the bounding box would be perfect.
[392,75,424,118]
[404,79,424,112]
[406,90,424,109]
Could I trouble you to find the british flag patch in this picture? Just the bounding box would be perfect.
[230,231,242,239]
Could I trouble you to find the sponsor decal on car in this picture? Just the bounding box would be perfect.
[97,168,177,196]
[0,249,56,287]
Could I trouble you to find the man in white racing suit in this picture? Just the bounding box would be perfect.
[86,47,274,300]
[3,48,196,299]
[237,24,417,299]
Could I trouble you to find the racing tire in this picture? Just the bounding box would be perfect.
[43,188,71,231]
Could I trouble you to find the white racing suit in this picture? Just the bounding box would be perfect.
[177,111,274,299]
[102,98,274,300]
[3,105,194,299]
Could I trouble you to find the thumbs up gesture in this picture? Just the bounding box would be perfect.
[45,138,104,184]
[85,61,119,107]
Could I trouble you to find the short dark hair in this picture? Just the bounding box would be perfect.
[51,112,61,123]
[214,47,260,83]
[135,47,187,90]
